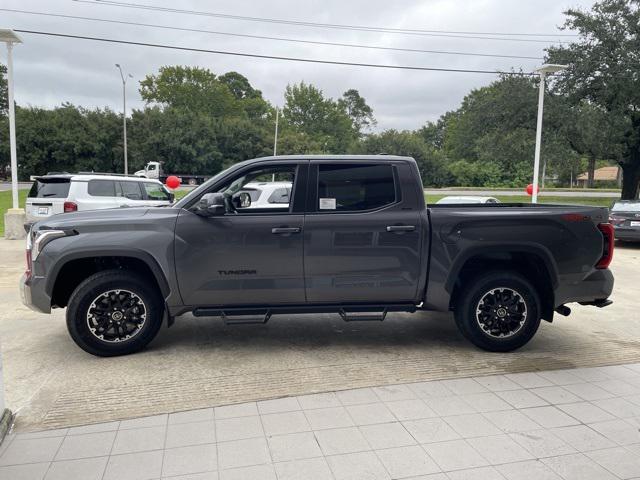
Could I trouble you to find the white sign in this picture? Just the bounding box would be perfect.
[319,198,337,210]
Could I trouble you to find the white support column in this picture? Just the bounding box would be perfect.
[532,72,546,204]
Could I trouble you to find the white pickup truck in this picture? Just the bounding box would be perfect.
[134,161,212,186]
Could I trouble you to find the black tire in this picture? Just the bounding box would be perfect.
[66,270,164,357]
[454,270,541,352]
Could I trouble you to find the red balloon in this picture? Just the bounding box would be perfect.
[166,175,181,189]
[526,183,539,196]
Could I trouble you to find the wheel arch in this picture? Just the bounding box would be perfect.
[47,249,171,309]
[447,245,558,321]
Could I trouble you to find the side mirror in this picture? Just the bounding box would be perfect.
[238,192,252,208]
[195,192,226,217]
[168,192,175,203]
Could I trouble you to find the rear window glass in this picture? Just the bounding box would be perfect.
[612,202,640,212]
[88,180,116,197]
[28,179,71,198]
[317,164,396,212]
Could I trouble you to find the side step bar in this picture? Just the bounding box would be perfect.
[192,304,415,324]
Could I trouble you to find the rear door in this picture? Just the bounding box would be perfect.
[303,160,423,303]
[26,177,71,219]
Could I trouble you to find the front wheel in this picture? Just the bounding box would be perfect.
[66,270,164,357]
[454,271,541,352]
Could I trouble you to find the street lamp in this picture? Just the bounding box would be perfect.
[1,29,24,239]
[531,64,567,203]
[115,64,133,175]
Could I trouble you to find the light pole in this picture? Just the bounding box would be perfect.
[115,64,133,175]
[531,64,567,203]
[273,107,279,156]
[1,29,25,240]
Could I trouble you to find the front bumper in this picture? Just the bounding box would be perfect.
[20,273,51,314]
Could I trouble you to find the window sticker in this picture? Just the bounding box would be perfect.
[319,198,337,210]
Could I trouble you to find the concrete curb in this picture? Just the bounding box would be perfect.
[0,409,13,445]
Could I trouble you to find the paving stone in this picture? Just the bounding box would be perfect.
[542,453,617,480]
[446,466,504,480]
[314,427,370,455]
[67,421,120,435]
[274,457,334,480]
[441,378,488,395]
[214,402,258,420]
[510,430,576,458]
[504,372,553,389]
[467,434,533,465]
[257,397,300,415]
[261,411,310,436]
[119,414,167,430]
[408,381,452,398]
[587,446,640,479]
[326,451,390,480]
[215,416,263,442]
[537,370,584,386]
[112,426,166,454]
[482,410,541,433]
[345,403,396,426]
[359,422,416,449]
[55,431,116,461]
[520,406,580,428]
[219,464,276,480]
[588,419,640,446]
[0,436,63,466]
[375,445,440,478]
[593,397,640,418]
[304,407,354,430]
[496,460,562,480]
[460,392,513,413]
[384,399,438,420]
[168,409,214,425]
[104,450,163,480]
[335,388,379,406]
[497,390,548,409]
[402,418,460,444]
[162,444,217,477]
[556,401,615,423]
[473,375,521,392]
[166,421,216,449]
[422,396,476,417]
[0,462,50,480]
[296,392,341,410]
[561,383,614,401]
[530,386,582,405]
[422,439,489,471]
[372,384,417,402]
[217,437,270,470]
[443,413,502,438]
[550,425,615,452]
[45,457,108,480]
[266,432,322,462]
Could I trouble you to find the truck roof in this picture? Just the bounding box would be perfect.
[251,154,415,162]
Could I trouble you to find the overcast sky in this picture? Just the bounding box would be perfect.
[2,0,594,131]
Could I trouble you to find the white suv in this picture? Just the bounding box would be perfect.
[26,174,173,222]
[239,181,292,209]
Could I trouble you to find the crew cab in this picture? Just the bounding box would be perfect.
[21,155,614,357]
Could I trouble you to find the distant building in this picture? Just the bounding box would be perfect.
[576,166,621,188]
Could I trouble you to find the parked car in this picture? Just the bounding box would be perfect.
[26,174,174,222]
[237,181,292,209]
[436,196,500,204]
[609,200,640,242]
[21,155,614,357]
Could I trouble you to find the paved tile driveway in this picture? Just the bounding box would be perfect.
[1,363,640,480]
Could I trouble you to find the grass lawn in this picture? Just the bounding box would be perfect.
[425,194,617,207]
[0,189,28,236]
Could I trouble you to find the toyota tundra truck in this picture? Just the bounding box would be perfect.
[21,155,614,357]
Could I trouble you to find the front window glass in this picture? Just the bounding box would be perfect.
[119,181,143,200]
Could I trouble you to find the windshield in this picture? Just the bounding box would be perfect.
[612,201,640,212]
[28,178,71,198]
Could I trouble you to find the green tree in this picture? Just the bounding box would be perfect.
[218,71,269,120]
[547,0,640,199]
[0,64,7,116]
[139,66,240,117]
[338,89,376,135]
[283,82,356,152]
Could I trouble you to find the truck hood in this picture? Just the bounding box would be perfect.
[31,206,180,232]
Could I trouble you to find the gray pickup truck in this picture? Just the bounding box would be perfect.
[21,155,614,357]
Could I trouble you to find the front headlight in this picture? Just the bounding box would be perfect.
[31,230,69,260]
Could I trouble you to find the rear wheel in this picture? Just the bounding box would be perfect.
[454,270,541,352]
[66,270,164,357]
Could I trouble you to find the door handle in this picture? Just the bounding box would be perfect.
[271,227,301,234]
[386,225,416,232]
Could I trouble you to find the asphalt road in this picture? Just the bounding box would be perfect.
[0,239,638,432]
[0,182,31,192]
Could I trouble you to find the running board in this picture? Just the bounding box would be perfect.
[192,303,414,324]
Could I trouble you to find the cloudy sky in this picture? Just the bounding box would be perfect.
[2,0,594,130]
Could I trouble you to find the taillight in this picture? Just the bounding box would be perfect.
[25,248,33,280]
[609,215,624,226]
[63,201,78,213]
[596,223,614,269]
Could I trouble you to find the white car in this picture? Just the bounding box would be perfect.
[435,196,501,204]
[238,181,292,209]
[26,174,173,222]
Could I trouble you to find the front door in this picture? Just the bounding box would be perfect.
[303,161,423,303]
[174,161,307,306]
